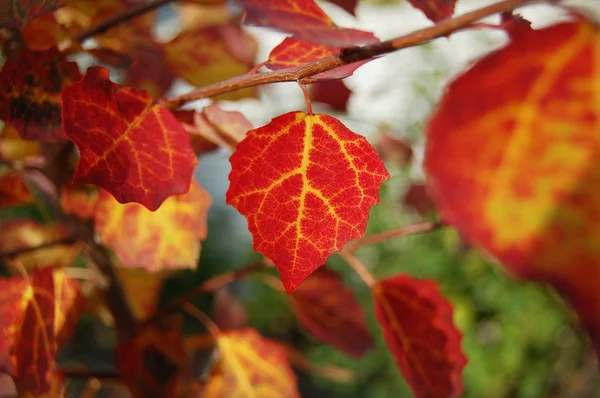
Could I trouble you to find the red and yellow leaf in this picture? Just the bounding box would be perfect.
[95,181,211,272]
[373,274,466,398]
[62,66,197,211]
[424,19,600,354]
[266,36,369,79]
[0,123,41,161]
[118,268,167,320]
[116,320,189,398]
[227,111,389,292]
[52,270,85,349]
[290,267,373,357]
[0,0,64,28]
[407,0,456,23]
[60,183,99,220]
[204,328,299,397]
[165,23,257,101]
[0,47,81,142]
[0,219,68,255]
[0,278,30,372]
[0,174,33,208]
[237,0,377,47]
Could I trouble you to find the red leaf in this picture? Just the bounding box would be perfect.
[266,36,370,79]
[407,0,456,23]
[0,174,33,208]
[226,111,389,292]
[0,0,64,28]
[0,48,81,142]
[402,182,435,216]
[237,0,377,47]
[500,11,533,38]
[311,80,352,112]
[12,267,58,396]
[60,183,99,220]
[62,66,197,211]
[290,267,373,356]
[0,278,29,372]
[424,20,600,356]
[373,274,467,398]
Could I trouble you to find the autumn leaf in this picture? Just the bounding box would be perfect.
[95,181,211,272]
[227,111,388,292]
[165,23,257,101]
[290,267,373,357]
[204,328,299,397]
[237,0,377,47]
[60,183,99,220]
[0,0,64,28]
[0,174,33,208]
[373,274,467,398]
[402,182,435,216]
[0,47,81,142]
[424,19,600,355]
[116,320,189,398]
[0,219,69,255]
[0,277,30,372]
[62,66,198,211]
[500,11,533,38]
[312,80,352,111]
[407,0,456,23]
[20,12,77,52]
[118,268,167,320]
[0,123,41,161]
[266,36,370,80]
[53,269,85,349]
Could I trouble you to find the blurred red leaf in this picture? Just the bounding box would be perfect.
[116,321,189,398]
[226,111,389,292]
[60,183,99,220]
[0,0,64,28]
[212,287,248,331]
[0,174,33,208]
[424,19,600,356]
[407,0,456,23]
[500,11,533,38]
[237,0,377,47]
[375,129,413,166]
[290,267,373,357]
[311,80,352,112]
[402,183,435,216]
[373,274,466,398]
[266,36,370,79]
[0,47,81,142]
[0,278,29,372]
[204,328,299,397]
[62,66,197,211]
[53,269,85,349]
[94,180,211,272]
[0,219,68,255]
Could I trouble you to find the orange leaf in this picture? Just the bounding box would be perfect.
[116,320,189,398]
[373,274,467,398]
[53,269,85,349]
[227,111,389,292]
[118,268,166,320]
[424,19,600,355]
[238,0,377,47]
[60,183,99,220]
[0,278,30,372]
[95,180,211,271]
[204,328,299,397]
[0,174,34,208]
[266,36,370,79]
[0,48,81,142]
[407,0,456,23]
[0,0,64,28]
[290,267,373,357]
[12,267,59,397]
[62,66,198,210]
[0,123,41,161]
[165,23,257,101]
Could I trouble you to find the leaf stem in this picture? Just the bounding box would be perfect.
[75,0,178,42]
[338,250,376,288]
[160,0,541,108]
[298,83,313,114]
[345,221,444,253]
[182,301,221,338]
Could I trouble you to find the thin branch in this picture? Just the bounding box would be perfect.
[160,0,540,108]
[345,221,444,253]
[182,301,221,338]
[75,0,178,42]
[338,250,376,288]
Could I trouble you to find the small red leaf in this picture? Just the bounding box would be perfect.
[312,80,352,112]
[62,66,197,211]
[0,278,29,372]
[227,111,389,292]
[59,183,99,220]
[237,0,377,47]
[373,274,466,398]
[0,48,81,142]
[407,0,456,23]
[0,174,33,208]
[290,267,373,357]
[0,0,64,28]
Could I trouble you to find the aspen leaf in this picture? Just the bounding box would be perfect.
[204,328,299,397]
[0,219,68,255]
[59,183,99,220]
[0,278,30,372]
[227,111,389,292]
[237,0,377,47]
[407,0,456,23]
[0,174,34,208]
[62,66,197,211]
[373,274,467,398]
[424,19,600,356]
[118,268,166,320]
[94,181,211,272]
[0,123,41,162]
[0,48,81,142]
[290,267,373,357]
[312,80,352,112]
[0,0,64,28]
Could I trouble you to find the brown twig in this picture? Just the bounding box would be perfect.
[75,0,178,42]
[345,221,444,253]
[338,250,376,288]
[160,0,540,108]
